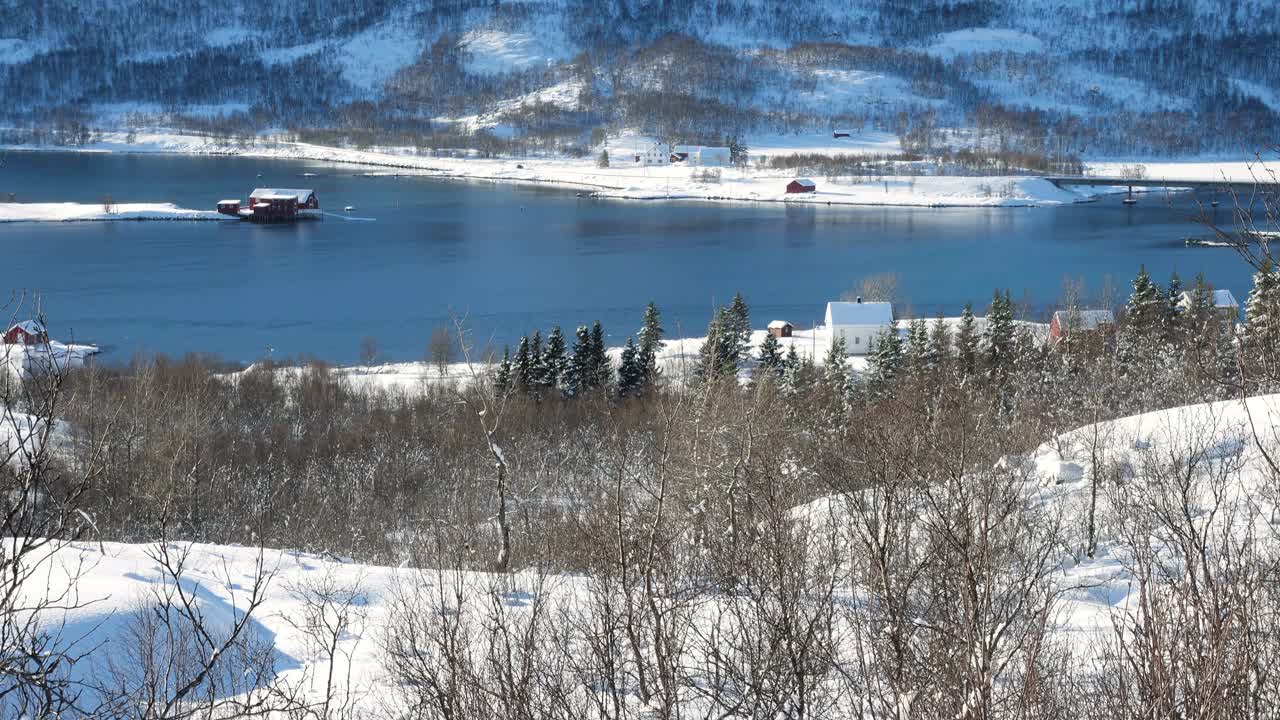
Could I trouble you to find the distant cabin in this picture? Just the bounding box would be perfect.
[768,320,793,338]
[1048,309,1115,344]
[787,178,817,194]
[249,188,319,211]
[216,199,241,216]
[826,299,893,355]
[1177,288,1239,319]
[630,143,671,166]
[4,320,48,346]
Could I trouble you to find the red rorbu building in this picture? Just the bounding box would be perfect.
[3,320,49,345]
[786,178,817,194]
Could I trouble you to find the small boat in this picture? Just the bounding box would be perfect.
[1122,197,1138,206]
[344,206,355,212]
[302,172,318,177]
[1211,199,1220,207]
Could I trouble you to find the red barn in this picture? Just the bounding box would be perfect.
[4,320,49,345]
[249,188,319,211]
[786,178,817,194]
[1048,309,1115,344]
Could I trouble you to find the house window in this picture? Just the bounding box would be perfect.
[854,336,860,345]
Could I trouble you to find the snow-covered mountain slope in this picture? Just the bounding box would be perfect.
[1,0,1277,155]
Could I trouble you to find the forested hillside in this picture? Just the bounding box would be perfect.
[3,0,1278,156]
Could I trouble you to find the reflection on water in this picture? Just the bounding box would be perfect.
[0,151,1260,363]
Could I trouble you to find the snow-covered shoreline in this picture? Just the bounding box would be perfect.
[0,201,230,223]
[0,129,1153,209]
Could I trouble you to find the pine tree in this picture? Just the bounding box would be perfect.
[494,346,512,397]
[1125,265,1164,336]
[1165,271,1183,327]
[529,330,544,391]
[542,325,568,392]
[983,290,1015,379]
[868,327,903,385]
[726,292,752,364]
[513,336,533,395]
[567,325,593,396]
[956,303,978,375]
[1187,272,1215,332]
[903,317,928,373]
[617,338,643,398]
[590,321,611,389]
[926,309,950,370]
[1245,260,1280,344]
[781,345,813,398]
[637,302,664,390]
[823,335,849,390]
[758,332,784,378]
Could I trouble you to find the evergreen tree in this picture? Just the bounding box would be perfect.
[926,309,950,370]
[956,303,978,375]
[541,325,568,392]
[697,307,742,381]
[903,317,928,372]
[513,336,533,395]
[781,345,814,398]
[1187,272,1215,332]
[494,346,512,397]
[867,328,903,385]
[823,335,850,391]
[567,325,593,395]
[1165,271,1184,329]
[726,292,752,364]
[617,338,643,398]
[757,332,784,378]
[983,290,1016,379]
[1125,264,1164,336]
[529,330,544,391]
[1245,260,1280,344]
[590,321,611,389]
[637,302,664,390]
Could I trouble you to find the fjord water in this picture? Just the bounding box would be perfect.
[0,151,1255,363]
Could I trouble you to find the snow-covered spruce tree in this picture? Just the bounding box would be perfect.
[494,346,513,397]
[780,344,814,399]
[637,301,664,390]
[1125,265,1165,337]
[903,317,929,373]
[982,290,1015,380]
[1245,260,1280,345]
[726,292,752,364]
[1164,270,1183,341]
[589,321,611,390]
[927,309,949,371]
[1186,272,1215,334]
[867,327,903,387]
[513,335,532,395]
[529,330,544,393]
[823,335,850,395]
[696,307,740,382]
[757,332,784,379]
[566,325,592,396]
[541,325,568,394]
[956,302,978,376]
[617,338,643,398]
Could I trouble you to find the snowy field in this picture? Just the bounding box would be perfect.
[12,391,1280,713]
[0,201,228,223]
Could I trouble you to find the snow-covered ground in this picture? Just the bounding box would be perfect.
[1,341,100,381]
[13,392,1280,713]
[0,202,229,223]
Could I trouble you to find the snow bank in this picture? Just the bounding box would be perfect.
[0,202,229,223]
[925,28,1045,59]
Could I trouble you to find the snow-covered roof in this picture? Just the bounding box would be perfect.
[825,301,893,327]
[1052,309,1115,330]
[767,320,792,329]
[250,188,314,202]
[792,178,816,187]
[8,320,46,335]
[217,199,240,204]
[1178,289,1238,309]
[258,193,298,201]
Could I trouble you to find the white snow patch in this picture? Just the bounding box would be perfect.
[337,19,426,90]
[925,28,1045,59]
[460,28,572,76]
[0,202,230,223]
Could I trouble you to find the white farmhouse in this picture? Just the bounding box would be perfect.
[1177,288,1239,319]
[672,145,732,167]
[825,299,894,355]
[625,142,671,166]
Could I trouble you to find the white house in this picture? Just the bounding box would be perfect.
[1178,288,1239,318]
[825,299,894,355]
[671,145,732,167]
[622,142,670,166]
